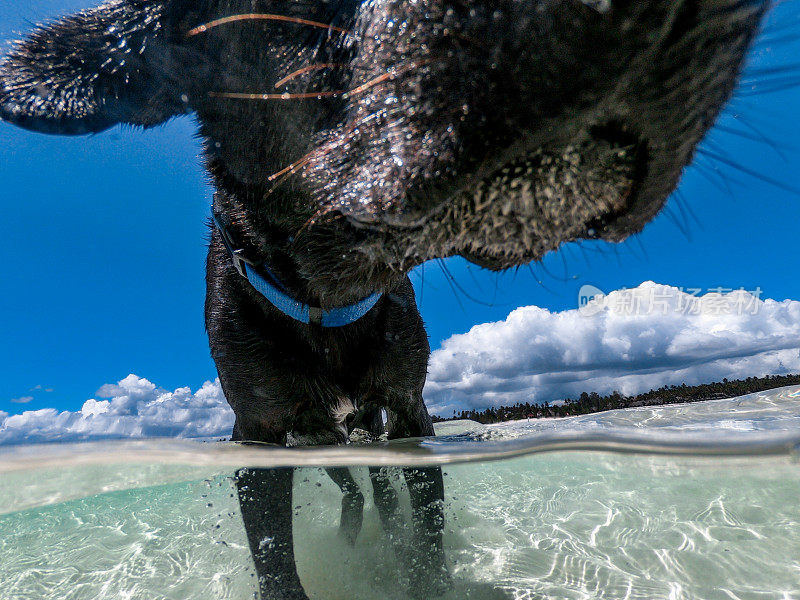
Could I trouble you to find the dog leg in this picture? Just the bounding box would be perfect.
[235,466,310,600]
[366,440,412,589]
[326,405,389,546]
[325,467,365,546]
[402,465,448,596]
[387,401,449,597]
[361,407,404,542]
[368,465,402,536]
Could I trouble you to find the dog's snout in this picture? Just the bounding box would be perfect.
[313,0,768,267]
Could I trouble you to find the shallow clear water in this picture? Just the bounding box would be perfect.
[2,386,800,600]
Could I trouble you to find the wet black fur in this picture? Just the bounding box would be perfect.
[0,1,769,598]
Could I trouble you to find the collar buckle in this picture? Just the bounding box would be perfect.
[230,250,251,279]
[213,214,255,278]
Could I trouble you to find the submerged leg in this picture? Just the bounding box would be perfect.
[326,405,388,545]
[360,406,403,538]
[387,400,449,597]
[403,465,448,596]
[369,465,402,536]
[235,467,310,600]
[325,467,365,546]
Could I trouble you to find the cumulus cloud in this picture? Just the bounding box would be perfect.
[3,282,800,442]
[0,375,234,445]
[424,282,800,416]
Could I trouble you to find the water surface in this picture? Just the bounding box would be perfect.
[2,386,799,599]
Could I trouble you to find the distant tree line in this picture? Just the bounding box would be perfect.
[432,373,800,424]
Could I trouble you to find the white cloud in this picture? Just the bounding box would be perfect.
[0,375,234,445]
[10,396,33,404]
[423,282,800,416]
[3,282,800,442]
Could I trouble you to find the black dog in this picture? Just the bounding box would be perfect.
[0,1,768,598]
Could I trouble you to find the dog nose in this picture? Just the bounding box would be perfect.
[313,0,768,253]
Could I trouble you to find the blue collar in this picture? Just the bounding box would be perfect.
[213,215,382,327]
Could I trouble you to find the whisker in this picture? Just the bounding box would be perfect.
[559,246,570,281]
[344,71,397,97]
[210,61,429,102]
[274,63,346,88]
[295,207,342,239]
[660,205,688,240]
[267,119,362,183]
[465,261,485,293]
[631,231,650,263]
[736,77,800,97]
[673,188,701,232]
[439,259,497,307]
[742,62,800,78]
[345,61,429,97]
[697,148,800,195]
[209,90,341,100]
[697,140,740,197]
[536,257,571,283]
[757,0,798,34]
[669,187,695,242]
[612,242,623,268]
[187,13,349,37]
[261,61,430,185]
[714,124,790,162]
[691,157,737,198]
[435,259,466,312]
[573,240,593,269]
[268,152,316,182]
[754,31,800,49]
[526,263,557,296]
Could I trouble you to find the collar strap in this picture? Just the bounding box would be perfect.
[213,215,382,327]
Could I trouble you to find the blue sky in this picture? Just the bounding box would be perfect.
[2,1,800,415]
